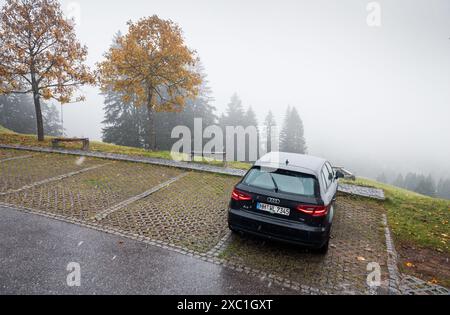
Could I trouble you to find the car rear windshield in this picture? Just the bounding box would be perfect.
[242,167,318,197]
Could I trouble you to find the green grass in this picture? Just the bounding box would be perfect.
[0,129,251,170]
[0,125,16,134]
[342,177,450,254]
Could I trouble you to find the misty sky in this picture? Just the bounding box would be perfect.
[3,0,449,177]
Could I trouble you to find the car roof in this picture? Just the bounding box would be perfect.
[254,152,327,178]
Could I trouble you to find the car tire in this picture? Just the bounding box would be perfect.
[229,225,238,234]
[315,227,332,255]
[316,239,329,255]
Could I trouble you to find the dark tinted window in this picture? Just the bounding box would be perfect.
[322,165,332,189]
[243,167,318,197]
[325,162,334,177]
[321,168,329,189]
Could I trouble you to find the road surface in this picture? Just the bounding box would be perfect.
[0,206,295,295]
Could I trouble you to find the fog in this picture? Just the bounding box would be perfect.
[6,0,450,178]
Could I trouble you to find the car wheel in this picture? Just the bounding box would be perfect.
[229,225,238,234]
[316,239,329,255]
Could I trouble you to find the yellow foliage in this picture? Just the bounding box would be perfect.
[96,15,202,113]
[0,0,95,102]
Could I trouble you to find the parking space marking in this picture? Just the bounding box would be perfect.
[0,155,34,163]
[0,163,110,196]
[93,172,190,222]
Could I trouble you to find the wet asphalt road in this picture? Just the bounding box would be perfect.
[0,206,296,295]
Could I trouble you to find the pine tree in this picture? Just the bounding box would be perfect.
[101,89,144,148]
[0,94,62,136]
[42,103,64,137]
[377,173,388,184]
[263,111,277,153]
[243,106,259,161]
[280,106,307,154]
[415,175,436,197]
[153,62,217,150]
[405,173,418,191]
[393,174,405,188]
[219,94,246,127]
[437,179,450,200]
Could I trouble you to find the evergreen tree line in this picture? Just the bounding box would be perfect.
[377,172,450,200]
[102,67,217,151]
[102,86,308,161]
[0,94,63,137]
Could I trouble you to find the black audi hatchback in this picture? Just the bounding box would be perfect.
[228,152,343,254]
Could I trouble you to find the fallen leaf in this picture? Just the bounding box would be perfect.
[428,279,439,285]
[357,256,366,262]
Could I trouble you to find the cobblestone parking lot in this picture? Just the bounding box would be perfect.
[0,148,393,294]
[101,172,239,252]
[0,149,32,161]
[220,195,389,294]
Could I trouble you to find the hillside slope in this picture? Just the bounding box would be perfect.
[343,177,450,287]
[0,125,16,134]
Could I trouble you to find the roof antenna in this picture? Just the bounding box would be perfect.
[286,159,289,166]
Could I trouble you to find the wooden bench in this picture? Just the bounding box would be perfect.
[52,138,90,151]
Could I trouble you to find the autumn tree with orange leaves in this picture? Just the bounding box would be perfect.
[97,15,202,150]
[0,0,95,141]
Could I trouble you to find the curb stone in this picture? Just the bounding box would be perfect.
[382,214,401,295]
[0,144,246,177]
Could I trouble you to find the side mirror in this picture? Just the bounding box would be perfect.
[335,170,345,180]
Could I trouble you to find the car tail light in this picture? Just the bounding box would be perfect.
[296,204,329,217]
[231,188,252,201]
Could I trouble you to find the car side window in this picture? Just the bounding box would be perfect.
[321,167,330,190]
[322,165,332,190]
[325,162,334,179]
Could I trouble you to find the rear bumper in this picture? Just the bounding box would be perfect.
[228,208,330,248]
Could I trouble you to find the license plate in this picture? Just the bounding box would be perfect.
[256,202,291,216]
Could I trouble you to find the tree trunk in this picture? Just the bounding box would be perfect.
[33,93,44,142]
[146,91,156,150]
[31,72,44,142]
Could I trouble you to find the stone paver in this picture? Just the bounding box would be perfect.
[94,172,190,221]
[0,148,32,161]
[101,172,239,253]
[400,275,450,295]
[339,184,385,200]
[0,152,102,193]
[220,194,390,295]
[0,144,247,177]
[0,159,183,220]
[0,155,33,163]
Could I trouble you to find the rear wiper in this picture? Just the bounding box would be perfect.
[269,174,279,192]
